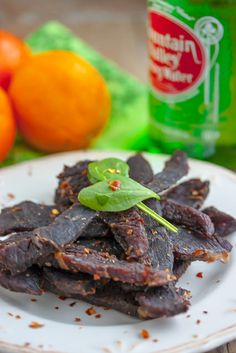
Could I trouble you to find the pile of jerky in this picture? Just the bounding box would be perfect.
[0,151,235,319]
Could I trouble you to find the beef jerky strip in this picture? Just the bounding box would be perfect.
[43,267,101,297]
[49,282,139,318]
[119,259,188,292]
[0,204,100,275]
[83,285,139,318]
[117,229,173,291]
[55,244,175,286]
[100,199,163,262]
[44,276,189,319]
[139,199,174,271]
[80,215,109,238]
[0,267,43,295]
[76,237,124,259]
[101,208,149,261]
[38,236,119,270]
[0,201,58,236]
[161,199,215,238]
[163,179,210,209]
[55,160,91,209]
[171,227,232,263]
[127,154,154,184]
[141,228,174,271]
[173,260,191,280]
[147,150,189,193]
[203,206,236,237]
[136,284,190,319]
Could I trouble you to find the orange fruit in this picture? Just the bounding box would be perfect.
[9,50,111,152]
[0,30,31,91]
[0,87,16,161]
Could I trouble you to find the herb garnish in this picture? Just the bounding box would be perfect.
[78,158,177,233]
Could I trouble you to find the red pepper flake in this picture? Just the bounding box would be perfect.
[29,321,44,329]
[138,217,144,224]
[69,302,76,307]
[93,274,101,280]
[58,295,67,301]
[7,193,15,199]
[203,310,208,314]
[196,272,203,278]
[8,312,13,317]
[74,317,81,322]
[140,329,150,339]
[15,315,21,319]
[60,181,69,189]
[86,307,97,316]
[54,306,59,310]
[31,298,37,302]
[95,314,101,319]
[108,180,121,191]
[196,320,201,325]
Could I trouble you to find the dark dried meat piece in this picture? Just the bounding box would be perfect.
[203,206,236,237]
[77,285,139,318]
[36,203,99,247]
[55,160,91,209]
[76,238,123,259]
[141,229,174,271]
[101,208,149,261]
[164,179,210,209]
[173,260,191,279]
[139,200,174,271]
[0,204,99,275]
[214,235,233,252]
[147,150,189,193]
[43,274,189,319]
[0,267,43,295]
[0,201,57,236]
[80,216,109,238]
[56,244,175,286]
[127,154,154,184]
[0,231,56,275]
[43,267,99,297]
[171,227,232,263]
[161,199,215,238]
[136,285,190,319]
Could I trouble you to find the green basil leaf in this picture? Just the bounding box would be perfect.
[88,158,129,183]
[78,175,159,212]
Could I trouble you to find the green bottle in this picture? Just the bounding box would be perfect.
[148,0,236,166]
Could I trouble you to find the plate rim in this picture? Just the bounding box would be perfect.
[0,150,236,353]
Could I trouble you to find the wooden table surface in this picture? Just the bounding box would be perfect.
[0,0,235,352]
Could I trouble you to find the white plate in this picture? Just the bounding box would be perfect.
[0,150,236,353]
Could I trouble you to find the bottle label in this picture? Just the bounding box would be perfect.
[148,5,224,103]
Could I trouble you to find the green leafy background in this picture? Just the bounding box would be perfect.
[1,21,150,167]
